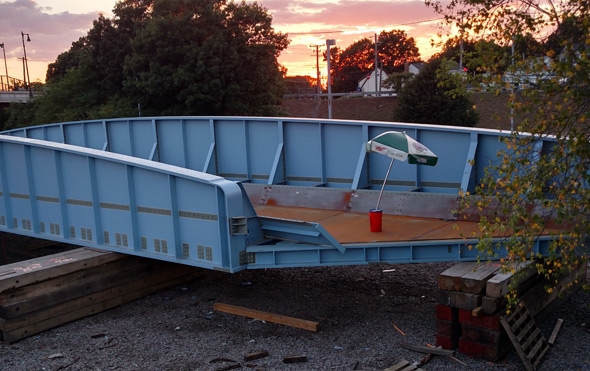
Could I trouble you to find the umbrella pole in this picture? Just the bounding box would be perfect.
[376,158,395,210]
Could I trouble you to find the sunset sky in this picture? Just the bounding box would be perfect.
[0,0,450,83]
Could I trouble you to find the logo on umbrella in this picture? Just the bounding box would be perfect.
[412,142,427,152]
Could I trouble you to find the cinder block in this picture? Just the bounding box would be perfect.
[459,309,501,330]
[451,291,483,310]
[437,290,451,306]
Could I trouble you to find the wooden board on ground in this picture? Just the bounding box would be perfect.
[547,318,564,345]
[438,262,479,291]
[383,359,424,371]
[214,303,319,332]
[400,342,455,357]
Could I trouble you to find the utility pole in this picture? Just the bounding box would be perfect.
[326,39,336,119]
[374,34,379,94]
[310,44,322,99]
[0,43,8,91]
[459,14,464,71]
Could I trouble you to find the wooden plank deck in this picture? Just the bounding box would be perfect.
[254,205,484,244]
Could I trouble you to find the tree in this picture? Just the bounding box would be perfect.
[284,76,316,95]
[123,0,288,116]
[393,59,479,126]
[426,0,590,302]
[10,0,289,125]
[329,30,420,92]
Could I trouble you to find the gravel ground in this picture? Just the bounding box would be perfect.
[0,262,589,371]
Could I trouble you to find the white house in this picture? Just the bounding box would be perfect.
[357,68,394,94]
[405,62,426,75]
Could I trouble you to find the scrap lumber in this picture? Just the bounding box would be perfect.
[383,359,423,371]
[214,303,319,332]
[399,342,455,357]
[283,355,308,363]
[244,350,269,361]
[547,318,564,345]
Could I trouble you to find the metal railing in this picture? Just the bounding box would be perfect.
[0,75,27,92]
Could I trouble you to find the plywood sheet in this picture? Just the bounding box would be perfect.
[254,205,474,244]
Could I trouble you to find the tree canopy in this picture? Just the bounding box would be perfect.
[5,0,289,128]
[426,0,590,301]
[329,30,421,93]
[393,59,479,126]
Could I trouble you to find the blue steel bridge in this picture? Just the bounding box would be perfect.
[0,117,559,272]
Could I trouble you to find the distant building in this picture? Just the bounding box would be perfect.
[405,62,426,75]
[357,68,394,94]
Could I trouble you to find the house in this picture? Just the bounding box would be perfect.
[405,62,426,75]
[503,56,555,89]
[357,68,394,94]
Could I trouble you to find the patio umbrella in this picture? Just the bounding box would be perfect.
[366,131,438,210]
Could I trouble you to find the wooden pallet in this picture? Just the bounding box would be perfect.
[500,304,549,371]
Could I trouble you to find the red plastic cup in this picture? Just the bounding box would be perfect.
[369,209,383,232]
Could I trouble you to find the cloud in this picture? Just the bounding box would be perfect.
[264,0,439,29]
[0,0,96,63]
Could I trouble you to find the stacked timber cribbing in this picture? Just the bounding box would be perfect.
[435,260,586,362]
[0,248,203,343]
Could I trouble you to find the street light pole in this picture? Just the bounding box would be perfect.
[326,39,336,119]
[21,32,32,96]
[0,43,8,91]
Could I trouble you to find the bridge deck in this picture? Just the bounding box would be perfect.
[254,205,484,244]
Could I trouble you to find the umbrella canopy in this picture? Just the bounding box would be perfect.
[366,131,438,166]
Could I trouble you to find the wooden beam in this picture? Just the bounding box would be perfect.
[438,262,478,291]
[547,318,564,345]
[461,263,501,294]
[399,342,455,357]
[214,303,319,332]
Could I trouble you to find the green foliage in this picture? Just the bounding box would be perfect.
[329,30,420,93]
[8,0,289,125]
[429,0,590,306]
[393,60,479,126]
[382,72,414,93]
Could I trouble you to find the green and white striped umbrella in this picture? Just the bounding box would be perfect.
[366,131,438,166]
[366,131,438,210]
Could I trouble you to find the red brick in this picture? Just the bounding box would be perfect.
[437,319,453,336]
[462,324,507,344]
[459,309,501,330]
[436,304,452,321]
[458,338,509,361]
